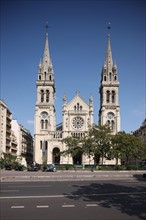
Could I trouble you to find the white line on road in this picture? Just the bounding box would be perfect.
[11,206,24,209]
[8,185,50,188]
[1,191,146,199]
[62,205,75,208]
[0,195,65,199]
[1,190,19,192]
[86,204,98,207]
[36,205,49,208]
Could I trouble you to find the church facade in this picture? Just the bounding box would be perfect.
[34,30,120,165]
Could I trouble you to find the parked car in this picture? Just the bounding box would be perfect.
[27,164,39,171]
[14,164,24,171]
[5,164,12,170]
[44,164,56,172]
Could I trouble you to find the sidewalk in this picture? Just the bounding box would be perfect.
[0,170,145,182]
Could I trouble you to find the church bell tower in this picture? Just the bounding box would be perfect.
[99,30,120,133]
[34,25,56,164]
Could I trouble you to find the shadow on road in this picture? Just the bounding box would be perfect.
[65,180,146,220]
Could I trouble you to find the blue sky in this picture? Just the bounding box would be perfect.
[1,0,145,135]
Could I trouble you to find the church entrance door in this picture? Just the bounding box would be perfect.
[52,147,60,164]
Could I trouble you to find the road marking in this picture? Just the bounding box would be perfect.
[36,205,49,208]
[8,185,50,188]
[11,206,24,209]
[0,195,65,199]
[62,205,75,208]
[86,204,98,207]
[1,191,146,199]
[1,190,19,192]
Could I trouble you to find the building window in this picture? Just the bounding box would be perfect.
[77,103,80,111]
[44,72,46,80]
[112,91,115,103]
[104,75,106,81]
[107,120,110,127]
[111,120,115,130]
[41,90,44,102]
[109,72,112,81]
[46,90,49,102]
[106,91,110,103]
[74,103,83,111]
[41,120,44,129]
[45,141,48,150]
[45,120,48,129]
[40,141,42,149]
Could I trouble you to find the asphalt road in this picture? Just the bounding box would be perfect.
[1,178,146,220]
[1,170,145,182]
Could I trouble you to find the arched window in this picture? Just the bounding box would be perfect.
[80,106,82,111]
[40,141,42,149]
[46,90,49,102]
[111,120,115,130]
[44,72,46,80]
[41,90,44,102]
[107,120,110,127]
[112,91,116,103]
[106,91,110,103]
[49,75,52,81]
[74,106,76,111]
[114,75,117,81]
[77,103,80,111]
[41,120,44,129]
[104,75,106,81]
[45,120,48,129]
[39,75,41,80]
[45,141,48,150]
[109,72,112,81]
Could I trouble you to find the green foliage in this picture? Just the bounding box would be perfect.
[2,152,17,165]
[82,125,112,165]
[61,124,146,167]
[61,136,82,157]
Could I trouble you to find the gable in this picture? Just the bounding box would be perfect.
[66,95,89,111]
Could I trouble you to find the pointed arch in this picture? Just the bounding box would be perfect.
[45,120,48,129]
[44,72,47,80]
[40,90,44,102]
[111,120,115,130]
[107,120,110,127]
[46,90,49,102]
[52,147,60,164]
[41,120,44,129]
[112,90,116,103]
[109,72,112,81]
[106,90,110,103]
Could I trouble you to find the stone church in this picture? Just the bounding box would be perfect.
[34,29,120,165]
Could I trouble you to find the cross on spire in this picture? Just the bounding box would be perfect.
[45,22,49,35]
[108,22,111,31]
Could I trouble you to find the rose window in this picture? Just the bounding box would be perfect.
[72,117,84,129]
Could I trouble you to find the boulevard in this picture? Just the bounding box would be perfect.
[0,171,146,220]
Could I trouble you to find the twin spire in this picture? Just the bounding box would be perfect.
[42,23,115,74]
[104,24,114,71]
[43,22,51,66]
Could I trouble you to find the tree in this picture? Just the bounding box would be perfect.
[109,133,122,165]
[2,152,17,165]
[82,125,112,165]
[61,136,82,164]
